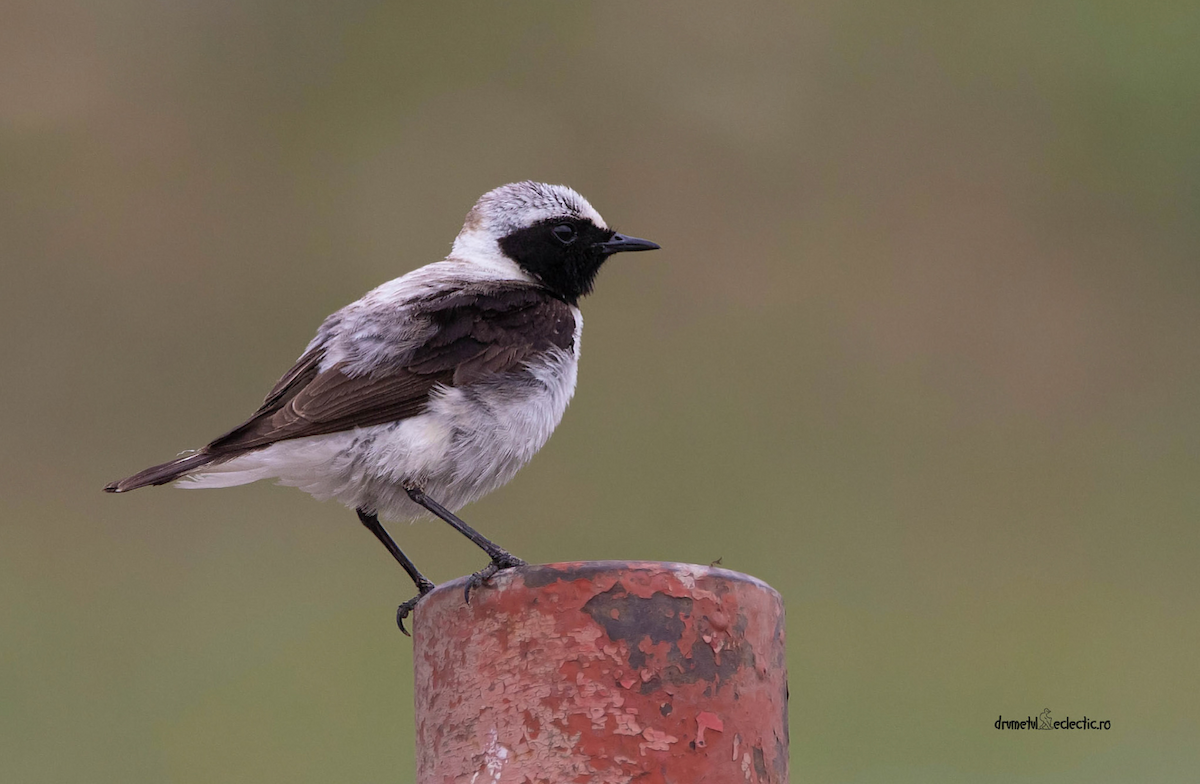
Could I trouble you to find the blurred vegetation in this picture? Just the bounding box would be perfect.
[2,2,1198,782]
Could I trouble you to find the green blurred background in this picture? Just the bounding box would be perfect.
[3,2,1198,782]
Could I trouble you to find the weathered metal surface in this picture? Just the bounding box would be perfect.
[413,560,788,783]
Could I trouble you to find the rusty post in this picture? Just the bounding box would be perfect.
[412,560,788,783]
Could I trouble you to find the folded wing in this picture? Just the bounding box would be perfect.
[105,284,575,492]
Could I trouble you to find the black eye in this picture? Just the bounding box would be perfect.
[551,223,577,245]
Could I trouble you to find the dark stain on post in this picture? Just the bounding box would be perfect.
[753,746,768,780]
[662,632,748,689]
[783,682,790,745]
[582,586,691,669]
[521,563,599,589]
[582,584,756,694]
[774,737,788,777]
[640,675,663,695]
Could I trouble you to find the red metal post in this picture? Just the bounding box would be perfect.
[412,560,788,783]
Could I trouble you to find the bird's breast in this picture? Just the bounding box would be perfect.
[440,344,579,460]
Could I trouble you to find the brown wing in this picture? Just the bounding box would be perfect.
[203,286,575,457]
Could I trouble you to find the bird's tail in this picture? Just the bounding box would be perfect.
[103,452,218,493]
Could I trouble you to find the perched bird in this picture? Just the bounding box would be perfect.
[105,181,659,632]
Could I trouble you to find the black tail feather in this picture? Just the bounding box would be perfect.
[103,452,217,493]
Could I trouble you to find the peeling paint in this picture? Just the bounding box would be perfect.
[639,726,679,754]
[695,711,724,748]
[413,561,787,783]
[468,728,510,784]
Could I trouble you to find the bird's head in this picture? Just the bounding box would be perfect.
[451,181,659,304]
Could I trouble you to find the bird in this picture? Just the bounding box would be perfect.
[105,181,660,633]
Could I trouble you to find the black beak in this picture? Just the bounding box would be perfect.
[594,233,661,255]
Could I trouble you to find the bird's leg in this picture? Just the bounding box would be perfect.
[403,486,526,602]
[356,508,435,635]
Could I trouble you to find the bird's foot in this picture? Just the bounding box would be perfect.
[464,552,527,604]
[395,577,436,637]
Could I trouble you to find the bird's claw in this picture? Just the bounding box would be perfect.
[463,553,527,604]
[396,578,436,636]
